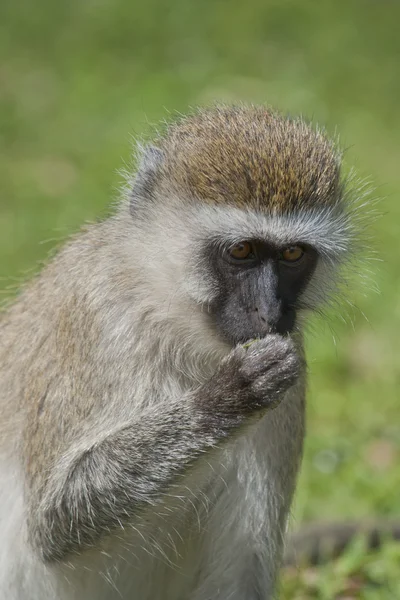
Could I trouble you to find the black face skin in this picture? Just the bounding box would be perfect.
[208,239,318,345]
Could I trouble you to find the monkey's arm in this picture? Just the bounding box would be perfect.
[29,336,299,562]
[32,401,221,562]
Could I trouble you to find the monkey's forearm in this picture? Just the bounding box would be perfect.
[31,403,215,562]
[30,394,255,561]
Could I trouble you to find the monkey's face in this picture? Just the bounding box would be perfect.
[143,201,350,349]
[207,238,318,345]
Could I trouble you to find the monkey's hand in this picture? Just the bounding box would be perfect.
[201,335,301,426]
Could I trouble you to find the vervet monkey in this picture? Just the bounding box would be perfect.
[1,105,360,600]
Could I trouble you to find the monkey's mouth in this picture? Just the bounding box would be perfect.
[216,309,296,346]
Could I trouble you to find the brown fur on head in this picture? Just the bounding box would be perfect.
[150,105,341,212]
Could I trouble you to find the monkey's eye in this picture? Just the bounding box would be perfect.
[280,245,305,263]
[228,241,255,261]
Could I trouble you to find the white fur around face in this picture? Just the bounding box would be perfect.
[127,196,351,314]
[190,202,351,258]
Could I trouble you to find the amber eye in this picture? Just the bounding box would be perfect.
[229,241,253,260]
[281,245,305,263]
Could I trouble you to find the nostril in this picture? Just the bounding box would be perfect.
[253,306,267,323]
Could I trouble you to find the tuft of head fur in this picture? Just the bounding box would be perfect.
[137,105,341,213]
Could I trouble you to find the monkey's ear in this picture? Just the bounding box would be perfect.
[130,144,164,213]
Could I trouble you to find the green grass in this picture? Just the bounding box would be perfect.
[281,537,400,599]
[1,0,399,595]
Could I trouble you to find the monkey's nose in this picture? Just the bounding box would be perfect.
[251,305,295,336]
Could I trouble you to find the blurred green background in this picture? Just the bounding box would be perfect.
[1,0,399,596]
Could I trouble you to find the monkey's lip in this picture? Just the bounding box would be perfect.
[226,326,294,346]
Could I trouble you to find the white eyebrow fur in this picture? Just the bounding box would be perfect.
[189,203,352,262]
